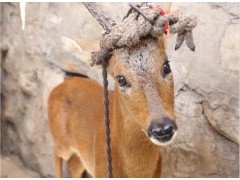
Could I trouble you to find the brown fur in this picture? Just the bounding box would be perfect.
[48,37,175,177]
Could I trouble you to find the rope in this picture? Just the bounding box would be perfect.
[102,58,113,178]
[90,5,197,66]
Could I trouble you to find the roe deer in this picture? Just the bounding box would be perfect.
[48,2,197,178]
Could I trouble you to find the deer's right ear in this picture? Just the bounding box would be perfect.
[61,36,100,68]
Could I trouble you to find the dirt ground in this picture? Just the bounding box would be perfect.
[0,155,40,178]
[0,154,77,178]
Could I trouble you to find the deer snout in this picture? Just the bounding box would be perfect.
[147,117,177,146]
[152,124,174,137]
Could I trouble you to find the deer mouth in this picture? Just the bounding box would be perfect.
[156,132,174,142]
[149,131,177,146]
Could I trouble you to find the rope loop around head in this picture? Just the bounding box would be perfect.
[90,4,197,66]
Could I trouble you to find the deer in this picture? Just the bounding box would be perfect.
[48,3,197,178]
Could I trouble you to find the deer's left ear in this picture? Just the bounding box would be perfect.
[157,35,167,51]
[61,36,100,67]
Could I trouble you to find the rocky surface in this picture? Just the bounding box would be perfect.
[0,155,40,178]
[1,156,32,178]
[1,2,239,178]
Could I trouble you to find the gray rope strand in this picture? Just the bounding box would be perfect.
[102,58,113,178]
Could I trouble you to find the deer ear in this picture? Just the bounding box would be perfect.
[157,36,167,51]
[61,36,100,67]
[60,36,107,86]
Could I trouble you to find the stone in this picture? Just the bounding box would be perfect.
[1,156,32,178]
[220,24,240,72]
[18,71,37,96]
[161,113,239,178]
[211,2,240,18]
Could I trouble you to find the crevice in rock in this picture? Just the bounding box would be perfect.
[176,83,239,145]
[201,100,239,145]
[64,71,89,80]
[211,3,240,19]
[176,83,204,99]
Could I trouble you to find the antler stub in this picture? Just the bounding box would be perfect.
[83,2,116,34]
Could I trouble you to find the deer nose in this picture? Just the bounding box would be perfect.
[147,117,177,143]
[152,124,174,137]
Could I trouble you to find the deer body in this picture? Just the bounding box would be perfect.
[48,38,177,177]
[49,76,162,177]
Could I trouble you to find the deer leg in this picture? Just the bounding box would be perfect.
[67,154,85,178]
[54,150,63,178]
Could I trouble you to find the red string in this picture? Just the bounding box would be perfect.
[153,5,169,35]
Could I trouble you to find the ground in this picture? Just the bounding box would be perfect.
[0,154,39,178]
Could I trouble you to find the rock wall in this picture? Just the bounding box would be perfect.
[1,2,239,177]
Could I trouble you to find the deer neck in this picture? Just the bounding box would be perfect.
[110,88,161,177]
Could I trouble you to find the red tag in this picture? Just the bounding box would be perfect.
[153,5,169,35]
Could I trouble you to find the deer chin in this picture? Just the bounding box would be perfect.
[149,132,177,146]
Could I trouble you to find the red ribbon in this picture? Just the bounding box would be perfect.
[153,5,169,35]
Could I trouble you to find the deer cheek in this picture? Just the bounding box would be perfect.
[158,82,174,116]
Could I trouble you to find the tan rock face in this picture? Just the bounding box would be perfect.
[1,2,239,178]
[220,24,240,72]
[1,157,31,178]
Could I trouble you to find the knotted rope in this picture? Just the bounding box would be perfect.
[91,5,197,66]
[89,3,197,178]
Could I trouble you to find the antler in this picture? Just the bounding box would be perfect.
[83,2,116,34]
[82,2,116,66]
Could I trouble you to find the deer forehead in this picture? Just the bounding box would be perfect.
[113,39,166,76]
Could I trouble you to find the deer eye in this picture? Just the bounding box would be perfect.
[117,76,129,87]
[163,61,171,75]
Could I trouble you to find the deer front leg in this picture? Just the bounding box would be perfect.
[54,149,63,178]
[67,154,86,178]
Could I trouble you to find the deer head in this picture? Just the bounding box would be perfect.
[67,3,197,146]
[107,36,177,146]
